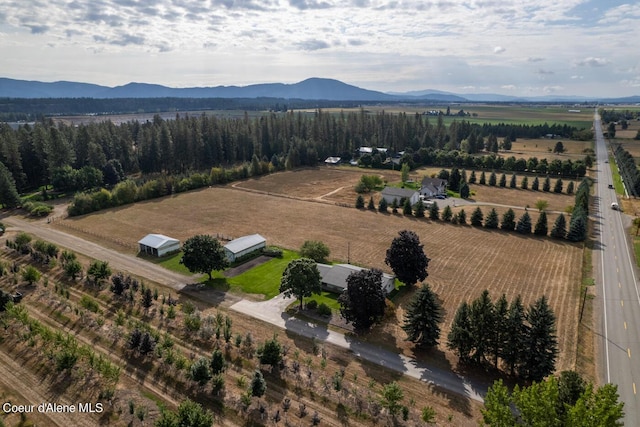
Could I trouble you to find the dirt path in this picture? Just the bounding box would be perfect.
[0,348,97,427]
[3,216,196,291]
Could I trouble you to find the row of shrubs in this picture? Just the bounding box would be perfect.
[22,200,54,217]
[67,163,266,217]
[467,171,575,195]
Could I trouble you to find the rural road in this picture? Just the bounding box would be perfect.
[1,216,196,292]
[593,108,640,425]
[231,296,487,403]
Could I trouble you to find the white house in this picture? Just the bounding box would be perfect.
[420,177,447,198]
[138,234,181,257]
[223,234,266,262]
[317,263,396,295]
[380,186,420,206]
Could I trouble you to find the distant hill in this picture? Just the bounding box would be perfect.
[1,77,638,103]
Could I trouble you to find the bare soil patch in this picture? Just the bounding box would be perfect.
[56,183,583,374]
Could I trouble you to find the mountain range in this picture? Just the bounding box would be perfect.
[1,77,639,103]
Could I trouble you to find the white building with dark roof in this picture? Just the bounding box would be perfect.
[223,234,266,262]
[380,186,420,206]
[138,234,181,257]
[317,263,395,295]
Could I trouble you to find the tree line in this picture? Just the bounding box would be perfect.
[0,110,588,195]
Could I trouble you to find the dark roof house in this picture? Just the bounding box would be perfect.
[317,263,395,295]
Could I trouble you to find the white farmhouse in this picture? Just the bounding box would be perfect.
[138,234,181,257]
[420,177,448,198]
[223,234,266,262]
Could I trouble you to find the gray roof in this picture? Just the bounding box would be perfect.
[224,234,266,254]
[317,263,395,290]
[421,177,447,187]
[381,186,418,199]
[138,234,180,249]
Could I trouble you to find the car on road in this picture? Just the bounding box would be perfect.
[435,194,446,199]
[611,202,619,210]
[608,184,614,189]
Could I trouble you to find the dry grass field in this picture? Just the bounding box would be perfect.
[57,169,583,375]
[499,138,591,162]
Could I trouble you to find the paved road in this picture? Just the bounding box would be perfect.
[231,296,486,403]
[593,109,640,425]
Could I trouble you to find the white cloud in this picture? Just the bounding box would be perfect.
[0,0,637,97]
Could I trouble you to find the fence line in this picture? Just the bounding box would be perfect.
[55,219,137,250]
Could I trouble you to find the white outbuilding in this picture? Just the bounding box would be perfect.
[138,234,181,257]
[224,234,267,262]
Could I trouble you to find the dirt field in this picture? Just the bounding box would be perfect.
[499,138,591,161]
[57,174,583,374]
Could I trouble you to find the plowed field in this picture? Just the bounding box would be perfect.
[59,175,583,373]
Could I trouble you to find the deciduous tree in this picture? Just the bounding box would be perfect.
[338,268,386,331]
[385,230,429,286]
[180,235,228,280]
[299,240,330,263]
[279,258,321,310]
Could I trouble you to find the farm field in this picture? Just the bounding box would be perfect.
[497,138,591,161]
[295,104,594,128]
[56,174,584,375]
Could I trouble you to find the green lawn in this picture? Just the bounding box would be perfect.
[303,291,341,311]
[222,249,298,298]
[147,252,193,275]
[609,156,625,194]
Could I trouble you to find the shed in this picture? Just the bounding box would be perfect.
[138,234,181,257]
[317,263,395,295]
[380,186,420,206]
[324,156,341,165]
[224,234,266,262]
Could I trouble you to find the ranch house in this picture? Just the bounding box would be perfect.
[223,234,266,262]
[380,186,420,206]
[138,234,181,257]
[420,177,448,198]
[317,263,396,295]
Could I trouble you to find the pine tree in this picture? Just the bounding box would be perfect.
[402,198,412,215]
[509,173,517,188]
[470,207,484,226]
[534,211,548,236]
[457,209,466,225]
[550,214,567,239]
[391,198,399,213]
[414,199,425,218]
[501,208,516,231]
[459,181,470,198]
[532,176,539,191]
[469,170,477,184]
[499,173,507,187]
[553,178,563,193]
[521,296,558,381]
[516,212,532,234]
[378,197,388,212]
[250,370,267,398]
[521,176,528,190]
[428,201,439,220]
[468,290,495,365]
[402,284,443,347]
[367,196,375,210]
[447,302,474,363]
[503,296,526,376]
[479,171,486,185]
[490,294,509,368]
[484,208,499,229]
[355,194,365,209]
[566,181,574,195]
[489,171,497,186]
[567,211,587,242]
[543,176,551,192]
[442,205,453,222]
[0,161,20,208]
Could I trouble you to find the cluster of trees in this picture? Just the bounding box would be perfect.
[600,108,640,124]
[447,291,558,381]
[0,110,589,197]
[613,144,640,197]
[466,169,578,194]
[483,372,624,426]
[566,178,591,242]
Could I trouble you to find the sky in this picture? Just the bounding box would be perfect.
[1,0,639,97]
